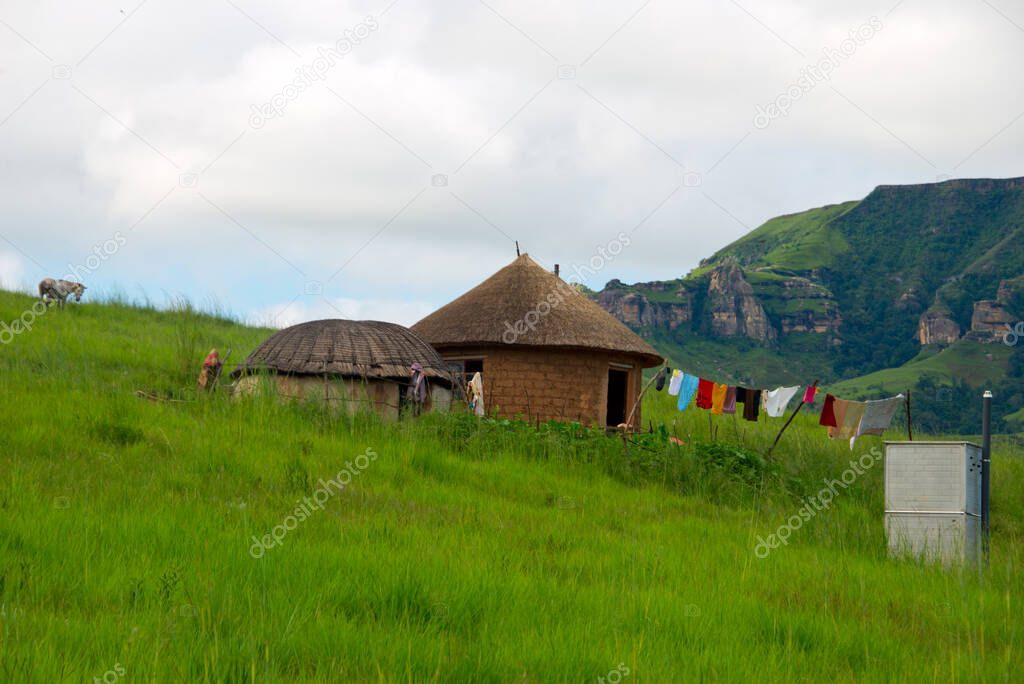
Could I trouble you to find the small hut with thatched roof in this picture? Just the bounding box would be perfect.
[233,319,453,419]
[412,254,663,428]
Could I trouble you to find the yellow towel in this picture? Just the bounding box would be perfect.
[711,383,728,415]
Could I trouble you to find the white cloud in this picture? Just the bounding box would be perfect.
[0,0,1021,321]
[254,296,437,329]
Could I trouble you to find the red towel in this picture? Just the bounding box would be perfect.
[803,385,818,403]
[819,393,838,427]
[696,378,714,409]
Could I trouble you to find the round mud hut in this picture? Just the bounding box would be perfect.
[232,320,454,419]
[412,254,663,428]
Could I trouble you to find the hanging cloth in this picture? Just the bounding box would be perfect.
[695,378,715,409]
[407,363,428,405]
[655,367,670,392]
[467,372,485,417]
[819,393,838,427]
[667,369,684,396]
[828,399,865,441]
[677,373,700,410]
[803,385,818,403]
[850,395,905,448]
[740,388,762,422]
[710,383,729,415]
[722,386,737,414]
[763,386,801,418]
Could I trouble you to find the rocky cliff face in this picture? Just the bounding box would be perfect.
[590,266,839,344]
[917,310,961,345]
[594,280,691,330]
[969,300,1015,342]
[705,264,776,341]
[775,275,842,336]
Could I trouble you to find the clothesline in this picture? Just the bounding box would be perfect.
[655,367,905,449]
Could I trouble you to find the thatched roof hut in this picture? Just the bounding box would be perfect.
[233,319,453,418]
[413,254,663,427]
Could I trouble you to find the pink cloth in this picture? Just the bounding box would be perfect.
[722,386,737,414]
[803,385,818,403]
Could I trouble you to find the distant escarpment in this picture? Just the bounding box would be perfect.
[589,177,1024,378]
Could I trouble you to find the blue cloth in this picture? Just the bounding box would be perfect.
[677,373,700,410]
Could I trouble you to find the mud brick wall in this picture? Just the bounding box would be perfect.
[438,345,644,427]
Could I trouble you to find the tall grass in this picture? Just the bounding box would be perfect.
[0,290,1020,682]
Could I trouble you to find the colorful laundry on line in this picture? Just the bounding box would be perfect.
[677,373,700,411]
[828,399,865,441]
[763,386,801,418]
[819,393,838,427]
[740,388,761,422]
[696,378,715,409]
[850,395,905,448]
[667,369,683,396]
[723,386,737,414]
[803,385,818,404]
[711,383,729,414]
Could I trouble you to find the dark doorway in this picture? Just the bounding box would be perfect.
[606,369,629,426]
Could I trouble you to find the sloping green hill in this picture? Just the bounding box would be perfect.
[702,200,857,272]
[1,290,1022,680]
[830,341,1013,397]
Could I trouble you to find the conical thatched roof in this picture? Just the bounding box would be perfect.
[413,254,663,367]
[233,319,452,383]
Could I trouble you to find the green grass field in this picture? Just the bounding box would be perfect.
[1,291,1021,682]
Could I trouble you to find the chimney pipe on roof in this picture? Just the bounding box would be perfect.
[554,264,560,278]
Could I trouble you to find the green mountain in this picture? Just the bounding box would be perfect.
[593,177,1024,432]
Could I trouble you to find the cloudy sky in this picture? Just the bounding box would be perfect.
[1,0,1022,327]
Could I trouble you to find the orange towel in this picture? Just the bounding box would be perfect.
[711,383,728,415]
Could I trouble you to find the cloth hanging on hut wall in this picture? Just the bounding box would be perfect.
[710,383,729,415]
[763,386,801,418]
[696,378,715,409]
[850,395,905,448]
[667,369,684,396]
[803,385,818,404]
[407,363,428,404]
[819,394,838,427]
[468,372,485,417]
[740,388,761,422]
[723,386,737,414]
[677,373,700,410]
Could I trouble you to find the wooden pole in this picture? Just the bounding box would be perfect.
[766,380,818,459]
[905,389,913,441]
[624,368,662,431]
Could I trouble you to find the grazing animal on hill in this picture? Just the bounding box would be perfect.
[39,278,87,309]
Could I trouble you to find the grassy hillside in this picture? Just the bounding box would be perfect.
[1,291,1022,681]
[645,331,834,387]
[829,341,1013,397]
[701,201,858,272]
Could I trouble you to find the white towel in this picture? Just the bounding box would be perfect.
[763,386,801,418]
[850,395,904,448]
[667,369,684,396]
